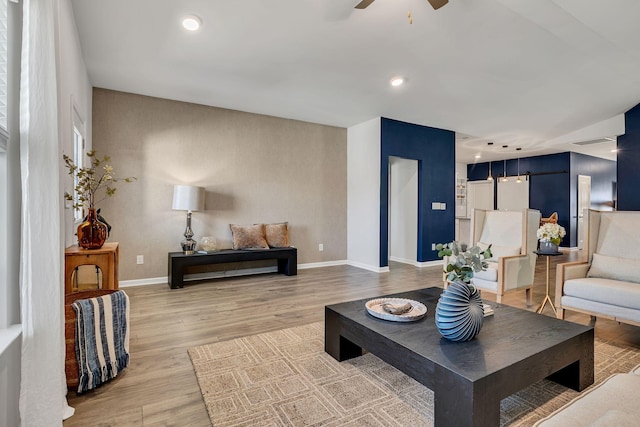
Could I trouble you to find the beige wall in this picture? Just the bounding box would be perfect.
[92,89,347,281]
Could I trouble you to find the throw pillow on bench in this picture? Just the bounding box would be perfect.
[230,222,289,250]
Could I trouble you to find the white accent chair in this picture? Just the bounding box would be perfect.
[534,364,640,426]
[556,210,640,326]
[464,208,541,304]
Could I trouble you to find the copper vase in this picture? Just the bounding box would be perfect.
[77,208,108,249]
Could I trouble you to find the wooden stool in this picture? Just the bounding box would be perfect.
[64,242,119,294]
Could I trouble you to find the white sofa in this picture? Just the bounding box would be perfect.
[534,364,640,426]
[461,208,541,304]
[556,210,640,326]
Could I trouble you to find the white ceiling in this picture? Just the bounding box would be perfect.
[70,0,640,164]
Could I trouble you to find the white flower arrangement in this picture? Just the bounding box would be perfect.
[536,223,566,245]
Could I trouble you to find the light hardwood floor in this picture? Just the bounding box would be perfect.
[64,252,640,426]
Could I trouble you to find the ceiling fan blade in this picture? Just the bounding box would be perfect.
[427,0,449,10]
[355,0,375,10]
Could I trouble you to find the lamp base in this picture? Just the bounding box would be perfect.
[181,238,197,255]
[180,210,197,254]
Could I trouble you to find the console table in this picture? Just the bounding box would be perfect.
[64,242,119,294]
[167,247,297,289]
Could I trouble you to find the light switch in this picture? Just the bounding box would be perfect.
[440,203,446,210]
[432,202,439,210]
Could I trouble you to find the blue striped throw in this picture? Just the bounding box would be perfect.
[72,290,130,393]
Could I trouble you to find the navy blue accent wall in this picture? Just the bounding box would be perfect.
[380,118,455,266]
[618,103,640,210]
[468,152,616,247]
[469,153,573,245]
[530,173,571,245]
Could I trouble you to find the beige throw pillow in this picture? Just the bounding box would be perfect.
[265,223,289,248]
[230,224,269,250]
[587,253,640,284]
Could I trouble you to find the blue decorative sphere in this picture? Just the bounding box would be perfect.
[435,281,484,342]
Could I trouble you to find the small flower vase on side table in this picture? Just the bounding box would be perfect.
[77,208,108,249]
[435,281,485,342]
[538,240,558,254]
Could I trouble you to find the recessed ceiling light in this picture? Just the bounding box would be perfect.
[474,154,481,159]
[390,76,405,87]
[182,15,202,31]
[611,149,618,153]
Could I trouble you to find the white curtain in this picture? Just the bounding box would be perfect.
[19,0,73,423]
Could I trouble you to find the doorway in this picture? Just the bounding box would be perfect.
[389,157,418,265]
[577,175,591,250]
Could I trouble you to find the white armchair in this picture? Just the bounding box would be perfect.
[556,210,640,326]
[465,208,541,304]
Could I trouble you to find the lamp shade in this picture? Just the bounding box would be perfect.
[172,185,205,212]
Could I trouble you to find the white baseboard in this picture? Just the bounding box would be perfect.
[119,277,167,287]
[389,257,441,268]
[389,256,416,265]
[119,260,351,287]
[347,260,390,273]
[415,260,442,268]
[298,260,348,269]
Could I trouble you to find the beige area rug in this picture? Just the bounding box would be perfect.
[188,322,640,426]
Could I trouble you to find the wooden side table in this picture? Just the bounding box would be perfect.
[65,242,119,294]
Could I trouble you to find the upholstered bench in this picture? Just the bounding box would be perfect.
[534,365,640,426]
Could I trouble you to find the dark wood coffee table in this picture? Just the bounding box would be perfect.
[325,287,594,427]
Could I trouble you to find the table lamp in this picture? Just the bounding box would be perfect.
[172,185,205,254]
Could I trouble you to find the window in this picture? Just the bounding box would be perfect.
[72,124,84,221]
[0,0,7,132]
[0,138,7,329]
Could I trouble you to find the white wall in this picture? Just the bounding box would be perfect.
[389,157,417,265]
[94,89,347,280]
[347,117,382,272]
[497,177,529,211]
[56,0,93,247]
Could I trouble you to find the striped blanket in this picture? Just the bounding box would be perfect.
[72,290,130,393]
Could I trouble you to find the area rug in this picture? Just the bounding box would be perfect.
[188,322,640,426]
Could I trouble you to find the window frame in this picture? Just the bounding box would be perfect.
[0,0,10,332]
[71,103,86,223]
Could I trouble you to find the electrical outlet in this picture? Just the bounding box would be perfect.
[319,243,324,252]
[136,255,144,265]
